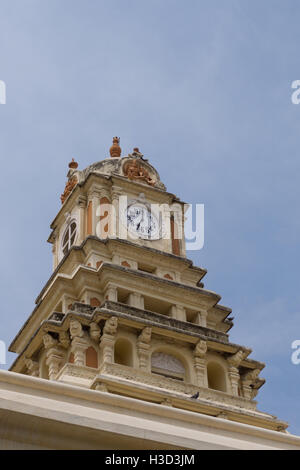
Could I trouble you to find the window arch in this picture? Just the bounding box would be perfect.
[207,361,227,392]
[62,221,77,256]
[151,352,185,380]
[114,338,133,367]
[86,346,98,368]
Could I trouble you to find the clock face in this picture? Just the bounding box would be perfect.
[126,203,160,240]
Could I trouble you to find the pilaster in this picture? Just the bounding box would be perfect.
[193,340,207,387]
[99,317,118,365]
[137,327,152,371]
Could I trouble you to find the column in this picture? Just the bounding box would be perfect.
[105,284,118,302]
[46,348,65,380]
[128,292,144,309]
[111,186,123,239]
[169,305,186,322]
[194,309,208,327]
[227,350,247,396]
[43,333,65,381]
[77,195,87,243]
[228,366,240,396]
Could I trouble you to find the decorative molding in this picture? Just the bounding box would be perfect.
[194,340,207,358]
[43,333,58,350]
[103,316,118,336]
[25,358,39,377]
[123,159,156,187]
[90,322,101,342]
[69,320,84,339]
[99,362,257,411]
[59,331,70,349]
[61,176,78,204]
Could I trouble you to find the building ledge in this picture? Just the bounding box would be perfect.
[0,370,299,450]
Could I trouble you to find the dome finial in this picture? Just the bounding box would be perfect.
[110,137,121,158]
[68,158,78,169]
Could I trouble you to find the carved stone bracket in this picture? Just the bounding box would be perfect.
[227,349,249,368]
[90,322,101,342]
[59,331,71,349]
[194,340,207,358]
[69,319,84,339]
[43,333,58,350]
[103,316,118,336]
[25,358,39,377]
[241,369,260,400]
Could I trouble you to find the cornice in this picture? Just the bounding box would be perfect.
[1,370,296,443]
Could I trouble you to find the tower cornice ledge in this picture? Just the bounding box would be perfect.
[9,262,221,355]
[9,302,264,375]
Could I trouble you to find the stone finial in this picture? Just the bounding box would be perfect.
[69,158,78,169]
[110,137,121,158]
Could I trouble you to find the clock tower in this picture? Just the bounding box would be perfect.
[5,137,300,450]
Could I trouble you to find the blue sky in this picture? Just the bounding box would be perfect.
[0,0,300,434]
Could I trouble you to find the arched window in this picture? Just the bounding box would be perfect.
[114,338,133,367]
[151,352,185,380]
[207,362,227,392]
[86,346,98,368]
[62,221,77,256]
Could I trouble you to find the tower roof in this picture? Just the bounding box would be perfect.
[81,140,166,191]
